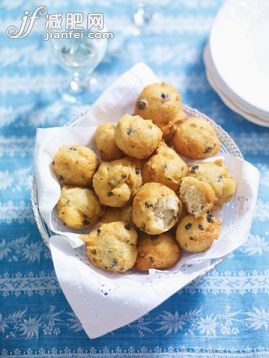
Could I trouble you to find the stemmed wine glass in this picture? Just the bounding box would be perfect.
[50,19,108,103]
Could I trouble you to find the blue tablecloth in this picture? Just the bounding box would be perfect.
[1,0,269,356]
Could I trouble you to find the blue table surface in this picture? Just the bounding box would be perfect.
[1,0,269,357]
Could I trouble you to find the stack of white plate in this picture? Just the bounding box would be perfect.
[204,0,269,127]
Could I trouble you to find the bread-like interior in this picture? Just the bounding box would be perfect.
[153,196,180,231]
[179,177,216,217]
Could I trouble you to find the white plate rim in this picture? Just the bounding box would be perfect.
[204,46,269,127]
[209,0,269,117]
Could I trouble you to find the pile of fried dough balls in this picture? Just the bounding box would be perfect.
[52,82,237,273]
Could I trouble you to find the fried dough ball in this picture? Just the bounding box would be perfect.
[114,114,162,159]
[142,142,188,191]
[135,232,180,271]
[172,117,221,159]
[52,144,99,186]
[176,214,221,253]
[132,182,182,235]
[188,160,237,208]
[134,82,184,138]
[95,123,124,161]
[81,221,138,272]
[92,157,142,207]
[56,186,102,229]
[179,176,216,217]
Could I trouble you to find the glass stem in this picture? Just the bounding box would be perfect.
[69,72,89,94]
[133,3,154,27]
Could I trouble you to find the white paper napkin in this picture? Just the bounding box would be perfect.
[34,63,260,338]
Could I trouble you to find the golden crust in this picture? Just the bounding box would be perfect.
[81,221,138,272]
[114,114,162,159]
[56,186,102,230]
[52,144,99,186]
[172,117,221,159]
[135,232,180,271]
[176,214,221,253]
[132,182,182,235]
[92,157,143,207]
[134,82,184,139]
[95,123,124,161]
[142,142,188,191]
[100,205,133,223]
[188,160,237,208]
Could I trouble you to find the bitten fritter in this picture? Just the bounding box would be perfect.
[134,82,185,138]
[132,182,182,235]
[92,157,143,207]
[114,114,162,159]
[176,214,221,253]
[81,221,138,272]
[52,144,99,186]
[179,176,216,217]
[188,160,237,208]
[95,122,124,161]
[100,205,133,224]
[56,186,102,230]
[172,117,221,159]
[142,142,188,191]
[135,232,180,271]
